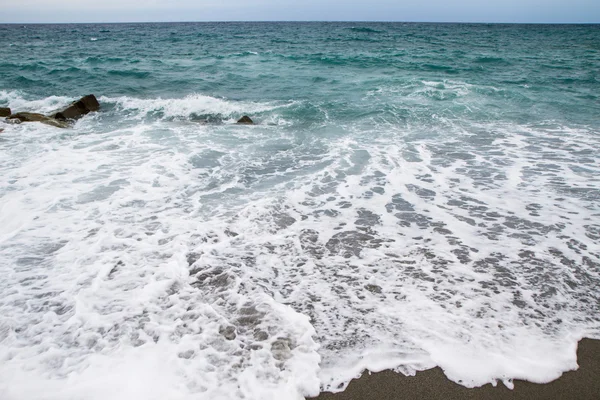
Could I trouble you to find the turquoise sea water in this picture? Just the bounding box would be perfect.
[0,22,599,399]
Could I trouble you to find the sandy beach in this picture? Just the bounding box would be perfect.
[313,338,600,400]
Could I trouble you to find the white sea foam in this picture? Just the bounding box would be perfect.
[0,90,73,114]
[0,118,320,399]
[0,92,599,399]
[100,94,295,121]
[0,90,294,124]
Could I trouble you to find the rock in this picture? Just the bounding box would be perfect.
[53,101,86,121]
[7,112,46,122]
[0,128,4,133]
[80,94,100,111]
[0,107,11,117]
[7,112,70,128]
[53,94,100,121]
[237,115,253,124]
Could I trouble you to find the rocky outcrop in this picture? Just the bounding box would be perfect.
[2,95,100,129]
[7,112,70,129]
[237,115,253,124]
[53,94,100,121]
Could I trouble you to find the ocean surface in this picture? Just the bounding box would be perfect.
[0,22,599,400]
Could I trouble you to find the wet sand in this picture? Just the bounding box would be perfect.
[313,338,600,400]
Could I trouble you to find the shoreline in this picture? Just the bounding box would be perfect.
[312,338,600,400]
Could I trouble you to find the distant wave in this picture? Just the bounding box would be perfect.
[348,26,385,33]
[474,56,509,64]
[107,69,151,79]
[100,93,295,121]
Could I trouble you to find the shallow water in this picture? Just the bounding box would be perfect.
[0,22,599,400]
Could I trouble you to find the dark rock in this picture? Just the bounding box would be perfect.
[53,94,100,121]
[237,115,253,124]
[8,113,42,122]
[54,101,86,121]
[80,94,100,111]
[0,107,11,117]
[7,112,70,128]
[0,128,3,133]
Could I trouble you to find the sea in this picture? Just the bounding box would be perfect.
[0,22,599,400]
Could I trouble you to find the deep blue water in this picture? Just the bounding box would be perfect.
[1,23,599,123]
[0,22,599,400]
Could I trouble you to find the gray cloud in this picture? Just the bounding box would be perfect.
[0,0,598,23]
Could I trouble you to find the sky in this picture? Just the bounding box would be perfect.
[0,0,599,24]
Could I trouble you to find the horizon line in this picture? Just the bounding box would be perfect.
[1,20,599,25]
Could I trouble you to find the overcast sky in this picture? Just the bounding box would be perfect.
[1,0,598,23]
